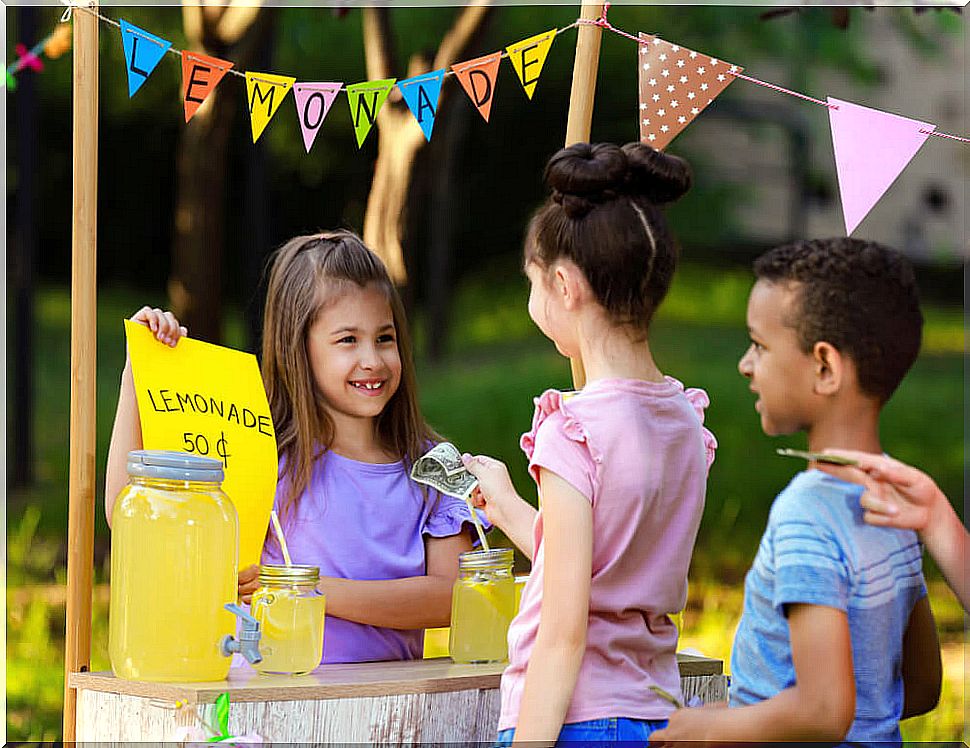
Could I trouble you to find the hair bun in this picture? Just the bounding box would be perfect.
[544,143,627,216]
[622,142,692,205]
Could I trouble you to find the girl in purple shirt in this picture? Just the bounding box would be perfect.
[105,231,479,665]
[463,142,716,745]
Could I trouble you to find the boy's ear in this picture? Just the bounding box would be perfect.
[812,341,844,396]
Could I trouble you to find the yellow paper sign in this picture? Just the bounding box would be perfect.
[245,71,296,143]
[125,320,277,569]
[506,29,556,100]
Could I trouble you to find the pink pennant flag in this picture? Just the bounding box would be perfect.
[827,97,935,235]
[293,82,342,153]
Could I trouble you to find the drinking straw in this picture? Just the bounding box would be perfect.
[270,510,293,566]
[463,497,490,552]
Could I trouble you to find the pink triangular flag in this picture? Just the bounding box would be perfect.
[293,82,342,153]
[827,97,935,235]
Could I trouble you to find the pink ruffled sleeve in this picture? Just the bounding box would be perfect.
[666,377,718,473]
[520,389,599,502]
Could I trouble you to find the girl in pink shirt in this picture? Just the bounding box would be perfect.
[463,142,716,745]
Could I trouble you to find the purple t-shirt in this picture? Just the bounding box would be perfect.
[261,449,481,664]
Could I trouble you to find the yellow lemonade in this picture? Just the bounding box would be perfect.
[450,548,516,664]
[250,565,326,675]
[109,471,238,682]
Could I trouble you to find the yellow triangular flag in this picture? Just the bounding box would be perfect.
[245,71,296,143]
[506,29,556,100]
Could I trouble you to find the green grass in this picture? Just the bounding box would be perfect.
[6,262,965,741]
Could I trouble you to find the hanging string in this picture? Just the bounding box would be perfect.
[579,4,967,144]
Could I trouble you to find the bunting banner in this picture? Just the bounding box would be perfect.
[399,69,446,142]
[245,71,296,143]
[827,97,936,236]
[346,78,396,147]
[181,51,234,123]
[25,4,970,241]
[120,20,171,98]
[638,33,742,150]
[293,82,342,153]
[452,51,502,123]
[506,29,556,100]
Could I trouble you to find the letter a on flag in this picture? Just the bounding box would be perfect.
[506,29,556,100]
[827,97,935,235]
[293,82,342,153]
[246,71,296,143]
[452,51,502,122]
[346,79,396,148]
[182,51,234,123]
[399,69,445,142]
[120,20,171,98]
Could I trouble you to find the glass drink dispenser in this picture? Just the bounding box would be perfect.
[109,450,238,681]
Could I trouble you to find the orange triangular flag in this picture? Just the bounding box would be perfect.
[451,51,502,123]
[182,51,234,123]
[638,33,741,150]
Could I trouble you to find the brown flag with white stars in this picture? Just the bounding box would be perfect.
[638,33,742,150]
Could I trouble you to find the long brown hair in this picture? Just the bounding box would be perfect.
[261,230,439,518]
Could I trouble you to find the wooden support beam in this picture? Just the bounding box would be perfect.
[64,1,98,740]
[563,2,604,389]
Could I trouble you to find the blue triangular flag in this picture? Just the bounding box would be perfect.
[398,69,445,142]
[120,19,172,98]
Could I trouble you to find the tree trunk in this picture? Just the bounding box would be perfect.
[169,5,274,344]
[361,4,492,286]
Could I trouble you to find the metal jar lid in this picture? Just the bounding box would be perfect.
[259,564,320,586]
[126,449,225,483]
[458,547,514,571]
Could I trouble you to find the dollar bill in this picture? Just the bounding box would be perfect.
[411,442,479,500]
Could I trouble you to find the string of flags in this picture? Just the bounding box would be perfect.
[10,3,970,237]
[3,23,72,91]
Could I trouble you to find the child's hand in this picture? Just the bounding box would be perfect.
[238,563,259,605]
[819,449,945,533]
[649,701,727,746]
[130,306,188,348]
[462,454,516,528]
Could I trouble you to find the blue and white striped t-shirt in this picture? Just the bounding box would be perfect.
[729,469,926,743]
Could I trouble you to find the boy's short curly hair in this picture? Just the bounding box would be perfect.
[753,238,923,403]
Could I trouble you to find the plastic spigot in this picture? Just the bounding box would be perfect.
[220,603,263,665]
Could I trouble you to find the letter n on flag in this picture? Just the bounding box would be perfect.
[182,51,234,123]
[452,51,502,122]
[827,97,935,235]
[346,78,396,148]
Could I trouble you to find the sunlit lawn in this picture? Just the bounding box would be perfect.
[6,261,964,741]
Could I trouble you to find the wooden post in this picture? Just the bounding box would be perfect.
[64,1,98,740]
[563,2,604,389]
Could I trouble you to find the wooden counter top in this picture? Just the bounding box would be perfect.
[71,653,722,705]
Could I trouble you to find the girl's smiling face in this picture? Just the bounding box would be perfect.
[737,279,818,436]
[306,282,402,423]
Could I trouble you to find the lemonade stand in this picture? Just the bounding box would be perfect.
[64,2,725,742]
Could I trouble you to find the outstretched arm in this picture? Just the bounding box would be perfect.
[104,308,187,527]
[823,449,969,611]
[463,454,538,560]
[652,603,856,743]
